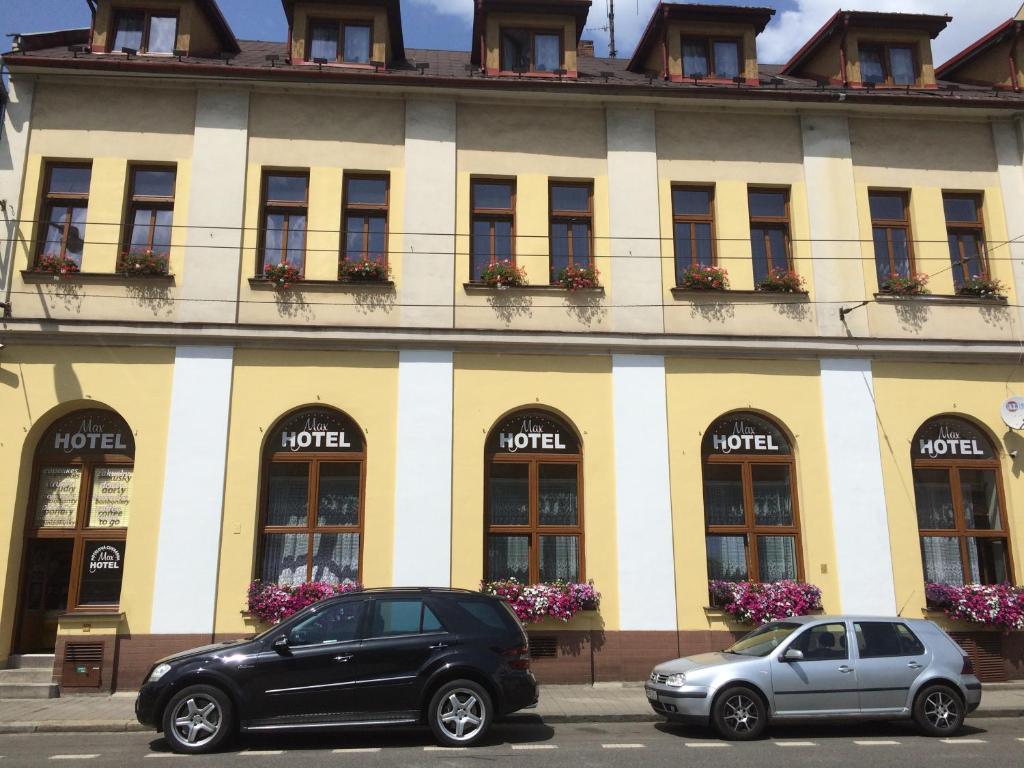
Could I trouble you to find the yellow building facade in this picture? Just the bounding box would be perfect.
[2,0,1024,692]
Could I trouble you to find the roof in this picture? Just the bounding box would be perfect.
[628,3,776,74]
[194,0,242,54]
[470,0,593,66]
[9,28,89,53]
[280,0,405,62]
[781,10,952,78]
[5,37,1023,110]
[936,18,1018,80]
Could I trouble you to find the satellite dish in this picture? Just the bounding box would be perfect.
[1001,397,1024,430]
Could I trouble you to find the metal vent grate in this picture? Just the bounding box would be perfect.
[951,633,1006,683]
[528,637,558,659]
[64,642,103,663]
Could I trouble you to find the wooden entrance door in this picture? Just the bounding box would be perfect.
[17,539,74,652]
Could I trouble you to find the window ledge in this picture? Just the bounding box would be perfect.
[463,282,604,296]
[249,277,395,291]
[873,293,1008,306]
[672,288,809,302]
[58,610,126,622]
[21,271,175,285]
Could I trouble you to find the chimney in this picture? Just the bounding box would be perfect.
[578,39,595,58]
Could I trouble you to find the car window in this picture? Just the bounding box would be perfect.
[855,621,925,658]
[725,622,801,657]
[368,599,446,637]
[458,599,521,633]
[287,600,365,647]
[789,623,848,661]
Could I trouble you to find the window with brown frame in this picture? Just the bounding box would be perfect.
[913,417,1012,590]
[869,191,914,289]
[470,179,515,282]
[682,37,741,79]
[16,409,134,651]
[36,163,91,269]
[549,182,593,283]
[259,171,309,275]
[672,186,715,284]
[748,187,792,285]
[308,19,372,64]
[123,166,175,260]
[342,175,389,266]
[859,43,917,86]
[500,28,562,73]
[943,194,988,290]
[485,411,583,584]
[111,9,177,55]
[259,408,366,586]
[702,413,802,584]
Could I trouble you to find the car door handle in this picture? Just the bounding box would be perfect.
[838,665,854,674]
[333,654,353,663]
[907,662,923,670]
[429,642,449,650]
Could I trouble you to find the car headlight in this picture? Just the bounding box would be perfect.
[666,673,686,687]
[148,664,172,683]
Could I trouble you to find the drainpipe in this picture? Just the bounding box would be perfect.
[1010,23,1021,93]
[838,13,850,87]
[660,6,669,79]
[85,0,96,50]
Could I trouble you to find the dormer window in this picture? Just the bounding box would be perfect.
[682,37,741,79]
[860,43,917,86]
[112,10,177,55]
[309,19,371,65]
[501,29,561,73]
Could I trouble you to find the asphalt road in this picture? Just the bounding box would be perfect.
[0,718,1022,766]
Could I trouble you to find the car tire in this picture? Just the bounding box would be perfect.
[913,683,965,737]
[161,684,234,754]
[428,679,493,747]
[712,685,768,741]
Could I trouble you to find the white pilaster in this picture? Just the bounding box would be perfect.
[607,108,663,334]
[612,354,677,631]
[150,346,234,634]
[819,358,897,615]
[178,89,250,324]
[0,77,36,298]
[392,349,454,586]
[991,119,1024,330]
[401,99,456,328]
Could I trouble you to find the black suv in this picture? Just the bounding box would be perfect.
[135,588,537,753]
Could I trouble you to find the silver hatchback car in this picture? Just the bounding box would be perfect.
[646,616,981,740]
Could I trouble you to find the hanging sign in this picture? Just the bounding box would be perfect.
[913,418,993,460]
[42,410,135,457]
[704,414,791,456]
[270,409,364,453]
[488,411,579,454]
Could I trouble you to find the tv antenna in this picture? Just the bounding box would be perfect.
[585,0,617,57]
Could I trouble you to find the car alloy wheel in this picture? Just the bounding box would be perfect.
[722,693,760,734]
[436,687,486,742]
[923,690,960,730]
[170,693,222,747]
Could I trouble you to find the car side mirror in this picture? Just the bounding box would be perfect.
[271,634,291,655]
[782,648,804,662]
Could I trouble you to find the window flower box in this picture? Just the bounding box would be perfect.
[32,255,80,278]
[338,258,391,283]
[678,264,729,291]
[708,580,822,625]
[956,274,1006,299]
[246,580,362,625]
[555,264,600,292]
[925,583,1024,632]
[481,579,600,624]
[879,272,929,296]
[756,268,805,294]
[480,259,527,289]
[116,249,168,277]
[262,263,303,289]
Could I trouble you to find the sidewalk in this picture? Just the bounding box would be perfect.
[0,684,1022,734]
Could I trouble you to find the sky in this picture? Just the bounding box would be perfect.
[2,0,1021,65]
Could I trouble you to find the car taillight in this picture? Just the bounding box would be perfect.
[504,644,531,671]
[961,654,974,675]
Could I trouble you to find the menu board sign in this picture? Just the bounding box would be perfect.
[488,411,579,454]
[88,467,133,528]
[42,410,135,457]
[269,409,365,454]
[78,541,126,606]
[704,414,792,456]
[34,466,82,528]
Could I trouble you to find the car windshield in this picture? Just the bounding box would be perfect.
[724,622,801,657]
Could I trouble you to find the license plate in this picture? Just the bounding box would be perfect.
[646,688,658,701]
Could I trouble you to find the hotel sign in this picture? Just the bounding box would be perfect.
[913,418,993,460]
[43,410,135,456]
[489,411,579,454]
[704,414,791,456]
[271,408,364,453]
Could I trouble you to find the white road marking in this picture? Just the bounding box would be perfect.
[332,748,382,753]
[241,750,285,755]
[684,742,730,748]
[775,741,817,747]
[511,745,558,750]
[423,747,467,752]
[601,744,645,749]
[854,741,901,746]
[940,739,986,744]
[144,755,183,759]
[49,757,99,761]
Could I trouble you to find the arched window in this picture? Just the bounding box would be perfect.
[259,408,365,586]
[913,417,1012,586]
[702,412,801,582]
[485,410,582,584]
[19,409,134,652]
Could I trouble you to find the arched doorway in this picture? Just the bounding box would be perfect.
[257,407,366,586]
[484,409,583,584]
[17,409,134,652]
